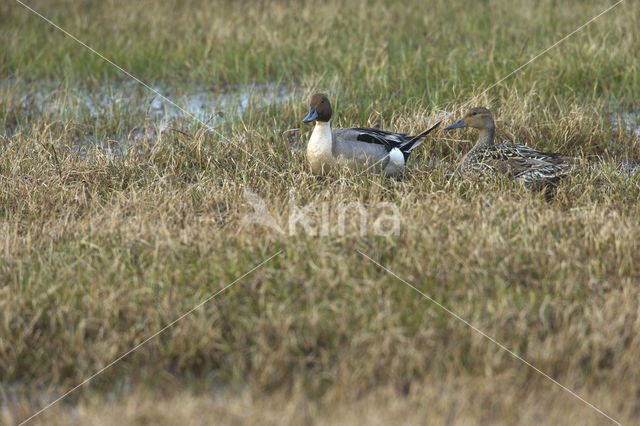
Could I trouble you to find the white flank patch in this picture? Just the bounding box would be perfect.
[384,147,405,176]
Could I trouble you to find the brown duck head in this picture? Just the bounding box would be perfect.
[302,93,333,123]
[444,107,495,131]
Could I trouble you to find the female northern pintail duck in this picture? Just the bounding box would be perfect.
[302,93,440,176]
[444,107,575,187]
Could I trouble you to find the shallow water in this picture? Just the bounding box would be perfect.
[606,107,640,172]
[3,82,639,167]
[1,80,291,157]
[609,110,640,139]
[2,80,288,122]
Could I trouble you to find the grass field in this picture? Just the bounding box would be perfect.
[2,0,640,424]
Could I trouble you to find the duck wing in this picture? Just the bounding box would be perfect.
[352,121,442,159]
[331,128,392,170]
[474,143,574,183]
[499,143,571,163]
[352,128,407,151]
[330,121,442,166]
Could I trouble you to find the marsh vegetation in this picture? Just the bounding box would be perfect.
[1,0,639,424]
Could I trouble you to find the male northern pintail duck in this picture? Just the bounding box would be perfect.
[444,107,575,187]
[302,93,440,176]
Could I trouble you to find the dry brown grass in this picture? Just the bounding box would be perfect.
[2,0,640,424]
[5,379,639,425]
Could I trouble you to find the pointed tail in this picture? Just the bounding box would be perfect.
[401,120,442,154]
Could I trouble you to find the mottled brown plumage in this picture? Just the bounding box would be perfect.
[445,107,575,187]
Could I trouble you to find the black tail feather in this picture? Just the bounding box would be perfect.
[400,120,442,157]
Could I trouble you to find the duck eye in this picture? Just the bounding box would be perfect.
[471,112,477,116]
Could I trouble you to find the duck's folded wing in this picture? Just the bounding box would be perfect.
[351,128,408,140]
[499,143,571,163]
[351,128,407,150]
[488,144,574,182]
[332,128,392,168]
[514,163,573,185]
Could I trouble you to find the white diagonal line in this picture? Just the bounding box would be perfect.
[478,0,625,98]
[331,0,625,179]
[356,249,622,426]
[18,250,283,426]
[13,0,283,178]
